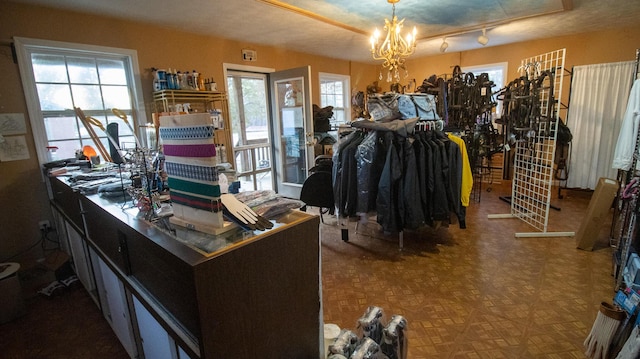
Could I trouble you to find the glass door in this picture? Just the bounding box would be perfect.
[270,66,313,199]
[226,70,273,191]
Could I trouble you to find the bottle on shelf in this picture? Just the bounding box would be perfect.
[191,70,200,91]
[185,71,193,90]
[167,68,176,90]
[173,70,180,90]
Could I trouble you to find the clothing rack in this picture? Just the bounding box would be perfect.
[414,119,444,132]
[333,118,470,249]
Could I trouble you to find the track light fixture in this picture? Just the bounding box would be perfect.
[477,28,489,46]
[440,37,448,53]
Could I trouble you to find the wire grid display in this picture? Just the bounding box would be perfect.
[510,49,566,233]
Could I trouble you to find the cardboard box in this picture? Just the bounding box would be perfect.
[41,250,74,280]
[576,177,619,251]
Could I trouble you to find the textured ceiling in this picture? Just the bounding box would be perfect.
[7,0,640,63]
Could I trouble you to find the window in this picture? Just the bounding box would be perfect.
[319,73,350,127]
[462,62,507,116]
[14,37,146,164]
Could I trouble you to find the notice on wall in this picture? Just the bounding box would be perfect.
[0,135,30,162]
[0,113,27,135]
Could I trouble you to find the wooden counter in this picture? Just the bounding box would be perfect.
[48,175,321,358]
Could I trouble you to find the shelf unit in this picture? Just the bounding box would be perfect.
[153,90,234,166]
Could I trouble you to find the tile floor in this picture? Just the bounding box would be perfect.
[320,182,615,358]
[0,182,617,358]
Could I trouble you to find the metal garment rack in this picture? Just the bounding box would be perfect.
[488,49,574,238]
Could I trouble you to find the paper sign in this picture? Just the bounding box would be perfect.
[0,113,27,135]
[0,135,30,162]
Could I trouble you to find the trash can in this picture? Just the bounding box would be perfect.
[0,262,26,324]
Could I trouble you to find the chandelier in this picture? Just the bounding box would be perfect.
[370,0,417,82]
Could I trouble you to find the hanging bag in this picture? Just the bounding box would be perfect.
[367,93,401,122]
[397,94,439,120]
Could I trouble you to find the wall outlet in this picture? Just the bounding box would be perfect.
[39,220,50,230]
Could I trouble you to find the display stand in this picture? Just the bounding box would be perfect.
[153,90,234,167]
[488,49,574,238]
[612,48,640,288]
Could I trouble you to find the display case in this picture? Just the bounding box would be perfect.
[47,175,321,358]
[153,90,234,165]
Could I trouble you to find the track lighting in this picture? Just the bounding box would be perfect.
[477,28,489,46]
[440,37,448,53]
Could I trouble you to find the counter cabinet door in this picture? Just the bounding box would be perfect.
[132,295,178,359]
[94,255,138,358]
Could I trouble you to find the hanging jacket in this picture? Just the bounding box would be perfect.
[425,132,449,221]
[412,136,430,224]
[356,131,384,215]
[342,134,364,217]
[401,136,424,229]
[376,132,403,233]
[447,133,473,207]
[333,131,360,216]
[444,137,465,228]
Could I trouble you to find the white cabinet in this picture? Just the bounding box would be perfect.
[133,295,176,359]
[65,221,98,304]
[93,253,138,358]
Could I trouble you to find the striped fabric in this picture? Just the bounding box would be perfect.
[164,155,217,167]
[170,190,222,212]
[163,144,216,157]
[165,161,219,182]
[159,114,224,226]
[167,177,221,198]
[159,125,215,140]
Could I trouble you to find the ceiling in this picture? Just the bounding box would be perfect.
[8,0,640,63]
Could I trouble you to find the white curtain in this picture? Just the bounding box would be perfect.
[566,61,635,189]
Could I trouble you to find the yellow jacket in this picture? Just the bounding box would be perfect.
[447,134,473,207]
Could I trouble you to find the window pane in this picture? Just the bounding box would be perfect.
[241,78,268,127]
[44,116,79,140]
[102,85,131,110]
[98,59,127,85]
[334,94,344,107]
[49,139,81,159]
[108,116,134,137]
[67,56,99,84]
[118,136,136,150]
[37,84,73,111]
[78,117,107,139]
[71,85,103,110]
[32,54,68,83]
[333,110,345,124]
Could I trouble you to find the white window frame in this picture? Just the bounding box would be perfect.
[462,62,508,117]
[14,37,147,165]
[318,72,350,127]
